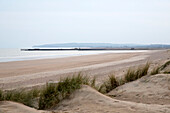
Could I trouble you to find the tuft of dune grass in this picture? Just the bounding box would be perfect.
[0,90,3,101]
[124,68,136,82]
[0,74,91,110]
[163,71,170,74]
[0,89,40,107]
[150,60,170,75]
[90,77,96,88]
[99,62,150,93]
[98,75,121,94]
[103,75,119,93]
[39,74,90,109]
[150,66,160,75]
[124,62,150,83]
[159,60,170,71]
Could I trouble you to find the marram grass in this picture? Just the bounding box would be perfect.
[0,62,154,109]
[99,62,150,93]
[124,62,150,83]
[39,74,89,109]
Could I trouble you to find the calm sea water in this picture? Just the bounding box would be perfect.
[0,48,147,62]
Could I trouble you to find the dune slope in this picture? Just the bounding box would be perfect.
[108,74,170,105]
[0,101,49,113]
[51,85,170,113]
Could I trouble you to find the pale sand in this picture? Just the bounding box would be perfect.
[51,85,170,113]
[0,52,141,78]
[0,50,169,90]
[0,101,45,113]
[1,84,170,113]
[0,50,170,113]
[108,74,170,105]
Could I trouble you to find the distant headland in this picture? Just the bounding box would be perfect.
[33,43,170,49]
[21,43,170,51]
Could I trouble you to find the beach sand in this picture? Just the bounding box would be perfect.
[0,50,169,90]
[0,50,170,113]
[0,52,139,78]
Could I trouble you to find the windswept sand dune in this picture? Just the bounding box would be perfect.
[0,74,170,113]
[108,74,170,105]
[51,85,170,113]
[0,101,48,113]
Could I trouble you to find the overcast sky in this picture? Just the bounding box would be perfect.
[0,0,170,48]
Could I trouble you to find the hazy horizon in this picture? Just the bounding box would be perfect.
[0,0,170,48]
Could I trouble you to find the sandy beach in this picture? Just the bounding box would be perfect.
[0,50,169,90]
[1,0,170,112]
[0,50,170,113]
[0,52,140,78]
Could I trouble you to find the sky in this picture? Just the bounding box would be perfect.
[0,0,170,48]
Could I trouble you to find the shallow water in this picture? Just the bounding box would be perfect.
[0,48,147,62]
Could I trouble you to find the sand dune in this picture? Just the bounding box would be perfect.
[0,101,48,113]
[51,85,170,113]
[1,83,169,113]
[108,74,170,105]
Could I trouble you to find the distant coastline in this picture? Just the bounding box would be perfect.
[33,43,170,50]
[21,48,150,51]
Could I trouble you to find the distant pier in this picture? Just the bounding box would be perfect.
[20,48,150,51]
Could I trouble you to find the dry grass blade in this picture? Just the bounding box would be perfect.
[150,66,160,75]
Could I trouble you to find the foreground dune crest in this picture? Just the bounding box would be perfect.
[108,74,170,105]
[0,101,48,113]
[51,85,170,113]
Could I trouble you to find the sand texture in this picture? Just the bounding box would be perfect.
[0,50,170,113]
[0,101,48,113]
[108,74,170,105]
[52,85,170,113]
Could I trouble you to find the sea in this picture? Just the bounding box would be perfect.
[0,48,147,62]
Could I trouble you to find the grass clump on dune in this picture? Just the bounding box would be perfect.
[39,74,89,109]
[159,60,170,74]
[0,89,40,107]
[99,62,150,93]
[164,71,170,74]
[90,77,96,88]
[159,60,170,71]
[0,74,90,110]
[124,68,136,82]
[103,75,119,93]
[124,62,150,83]
[98,75,120,93]
[150,60,170,75]
[0,90,3,101]
[39,84,58,109]
[150,66,160,75]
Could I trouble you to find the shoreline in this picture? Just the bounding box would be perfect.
[0,50,169,90]
[0,52,142,78]
[0,49,149,63]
